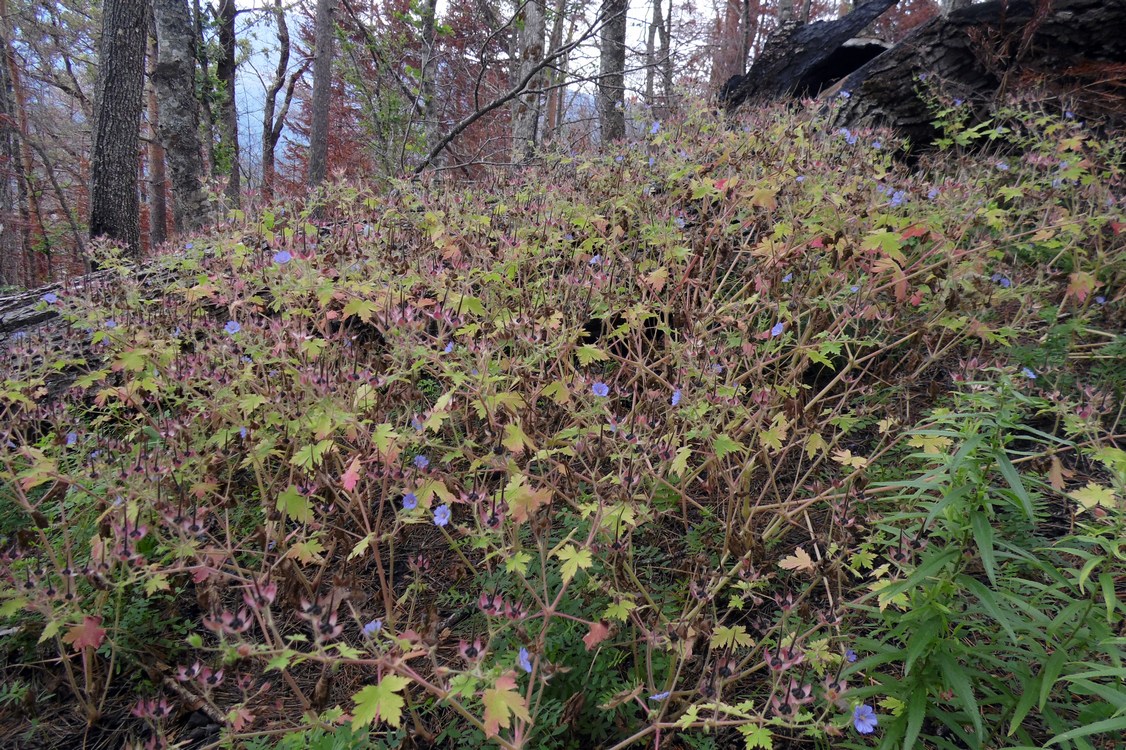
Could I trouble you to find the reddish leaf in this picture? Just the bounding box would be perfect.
[341,457,362,492]
[62,615,106,651]
[583,621,610,651]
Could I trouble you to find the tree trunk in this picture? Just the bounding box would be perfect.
[597,0,627,143]
[658,0,673,112]
[834,0,1126,144]
[89,0,146,257]
[511,0,546,162]
[543,0,568,144]
[307,0,336,188]
[192,0,216,175]
[153,0,209,234]
[941,0,973,15]
[0,0,31,286]
[720,0,899,108]
[418,0,439,157]
[778,0,795,22]
[262,0,300,203]
[216,0,240,205]
[146,36,168,249]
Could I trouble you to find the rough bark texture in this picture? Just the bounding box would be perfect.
[146,37,168,249]
[89,0,146,256]
[720,0,899,108]
[152,0,209,234]
[941,0,973,15]
[834,0,1126,145]
[307,0,336,187]
[511,0,546,162]
[597,0,627,143]
[216,0,240,205]
[0,0,30,287]
[418,0,439,156]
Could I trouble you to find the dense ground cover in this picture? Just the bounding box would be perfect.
[1,100,1125,750]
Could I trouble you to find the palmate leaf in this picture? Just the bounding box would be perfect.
[482,673,532,737]
[556,544,593,583]
[351,674,410,730]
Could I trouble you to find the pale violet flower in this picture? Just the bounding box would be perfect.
[433,504,451,527]
[518,648,533,673]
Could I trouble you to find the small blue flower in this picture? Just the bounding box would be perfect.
[650,121,661,135]
[671,388,682,406]
[185,242,194,249]
[852,704,878,734]
[648,156,656,167]
[1065,110,1074,119]
[845,648,858,663]
[770,322,785,338]
[954,98,964,106]
[872,140,882,150]
[927,187,940,201]
[649,691,670,701]
[433,504,451,527]
[996,161,1009,171]
[413,454,430,470]
[782,273,793,283]
[614,155,623,163]
[1095,295,1107,305]
[589,254,602,266]
[224,320,241,335]
[675,216,685,229]
[411,416,424,432]
[66,432,77,446]
[1021,367,1037,380]
[592,382,610,398]
[518,647,533,673]
[795,175,804,183]
[239,427,248,440]
[105,319,117,330]
[402,492,418,511]
[273,250,292,264]
[362,619,382,637]
[850,285,861,293]
[41,292,58,304]
[444,340,455,354]
[839,90,851,99]
[991,273,1012,288]
[889,190,907,207]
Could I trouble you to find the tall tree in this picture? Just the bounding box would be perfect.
[261,0,303,202]
[597,0,627,143]
[417,0,440,157]
[511,0,546,162]
[216,0,240,205]
[153,0,209,234]
[307,0,336,187]
[0,0,32,285]
[89,0,146,256]
[146,35,168,248]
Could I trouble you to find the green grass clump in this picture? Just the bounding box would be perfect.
[1,100,1124,750]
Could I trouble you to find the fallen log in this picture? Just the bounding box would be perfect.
[832,0,1126,144]
[720,0,900,108]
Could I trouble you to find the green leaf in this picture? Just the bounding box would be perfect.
[351,674,410,729]
[903,683,927,750]
[291,439,334,470]
[1045,715,1126,746]
[277,484,313,523]
[739,724,773,750]
[342,298,378,322]
[556,544,593,583]
[711,625,754,650]
[1038,650,1067,710]
[996,452,1034,520]
[482,674,532,737]
[1007,675,1041,737]
[937,651,982,740]
[713,433,744,459]
[969,511,996,585]
[576,344,609,366]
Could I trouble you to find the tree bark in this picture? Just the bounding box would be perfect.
[418,0,439,157]
[146,36,168,249]
[834,0,1126,144]
[153,0,209,234]
[597,0,627,143]
[0,0,31,286]
[90,0,146,257]
[216,0,240,205]
[720,0,899,108]
[307,0,336,187]
[511,0,546,162]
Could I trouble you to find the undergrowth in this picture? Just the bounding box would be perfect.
[1,99,1125,750]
